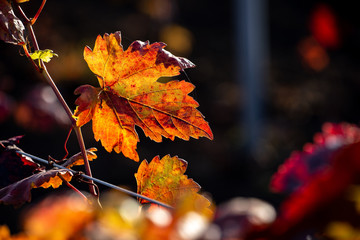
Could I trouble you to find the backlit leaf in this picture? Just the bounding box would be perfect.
[0,0,25,45]
[74,31,213,161]
[29,49,58,63]
[135,155,208,207]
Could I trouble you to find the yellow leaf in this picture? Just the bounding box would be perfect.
[30,49,58,63]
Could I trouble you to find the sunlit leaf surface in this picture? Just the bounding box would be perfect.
[74,32,213,161]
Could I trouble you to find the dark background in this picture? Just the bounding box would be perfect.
[2,0,360,232]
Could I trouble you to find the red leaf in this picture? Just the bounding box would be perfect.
[310,4,340,49]
[248,123,360,240]
[260,142,360,240]
[271,122,360,193]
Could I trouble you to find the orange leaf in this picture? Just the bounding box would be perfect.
[75,32,213,161]
[135,155,206,207]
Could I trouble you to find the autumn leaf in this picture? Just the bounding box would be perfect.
[135,155,210,208]
[74,31,213,161]
[0,0,25,45]
[0,169,73,206]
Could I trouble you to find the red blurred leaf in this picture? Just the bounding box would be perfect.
[135,155,210,207]
[0,0,25,45]
[256,142,360,240]
[310,4,340,49]
[248,123,360,240]
[271,122,360,193]
[74,32,213,161]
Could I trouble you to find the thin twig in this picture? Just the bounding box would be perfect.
[74,127,97,196]
[17,150,173,209]
[31,0,47,25]
[62,128,72,160]
[14,3,30,23]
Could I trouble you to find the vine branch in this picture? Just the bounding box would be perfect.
[14,1,97,197]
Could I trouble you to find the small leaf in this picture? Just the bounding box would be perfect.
[62,147,98,168]
[30,49,58,63]
[135,155,209,207]
[0,0,25,45]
